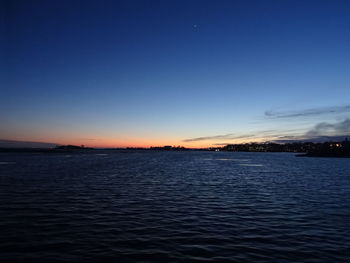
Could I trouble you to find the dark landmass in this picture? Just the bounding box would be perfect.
[0,139,57,148]
[149,146,190,151]
[55,145,93,150]
[0,145,194,153]
[296,139,350,158]
[215,138,350,158]
[0,145,94,153]
[105,146,202,151]
[1,139,350,157]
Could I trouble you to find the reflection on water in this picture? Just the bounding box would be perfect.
[239,164,264,167]
[0,151,350,262]
[0,161,16,165]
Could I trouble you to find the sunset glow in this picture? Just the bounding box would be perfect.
[1,0,350,147]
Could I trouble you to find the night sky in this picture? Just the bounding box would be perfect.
[2,0,350,147]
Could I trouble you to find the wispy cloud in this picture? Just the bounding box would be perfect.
[213,142,245,146]
[265,105,350,119]
[183,119,350,144]
[183,104,350,145]
[183,134,256,142]
[183,130,295,143]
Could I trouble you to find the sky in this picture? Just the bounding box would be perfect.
[1,0,350,148]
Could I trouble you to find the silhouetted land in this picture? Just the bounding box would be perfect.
[1,139,350,157]
[0,145,94,153]
[149,146,190,151]
[297,139,350,158]
[217,138,350,158]
[55,145,93,150]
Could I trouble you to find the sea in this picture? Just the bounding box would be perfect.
[0,150,350,262]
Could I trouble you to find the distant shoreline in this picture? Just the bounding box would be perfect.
[1,139,349,158]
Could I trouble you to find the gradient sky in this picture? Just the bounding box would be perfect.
[1,0,350,147]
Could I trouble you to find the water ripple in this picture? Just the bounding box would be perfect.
[1,151,350,262]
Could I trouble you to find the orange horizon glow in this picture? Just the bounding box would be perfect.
[1,134,278,149]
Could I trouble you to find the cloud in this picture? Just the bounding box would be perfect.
[183,119,350,145]
[265,105,350,119]
[183,129,299,143]
[183,134,233,142]
[258,119,350,143]
[306,118,350,137]
[183,133,258,142]
[212,142,261,145]
[183,103,350,145]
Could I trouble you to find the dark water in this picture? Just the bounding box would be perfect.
[1,151,350,262]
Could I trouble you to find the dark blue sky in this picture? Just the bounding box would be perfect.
[2,0,350,147]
